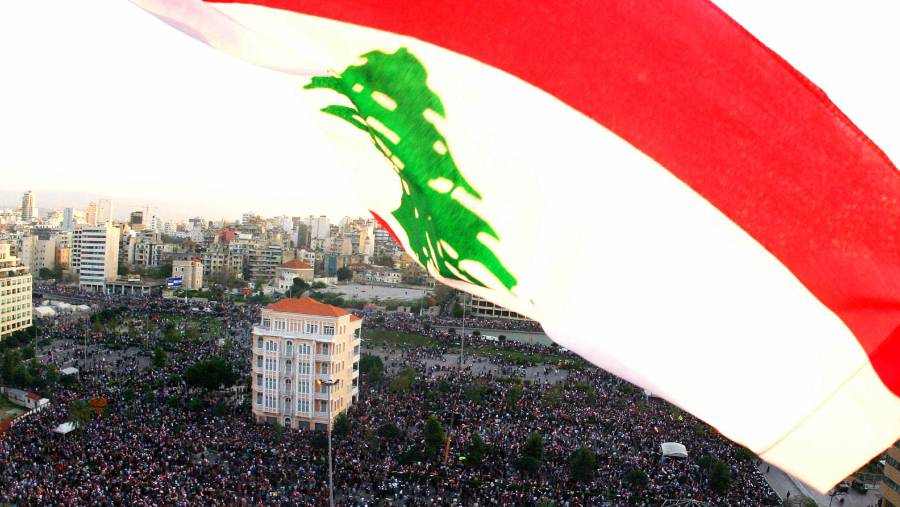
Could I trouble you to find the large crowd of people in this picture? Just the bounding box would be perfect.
[0,287,777,505]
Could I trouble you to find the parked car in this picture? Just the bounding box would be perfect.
[850,479,868,494]
[835,481,850,493]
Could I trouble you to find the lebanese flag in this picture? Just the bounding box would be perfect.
[133,0,899,490]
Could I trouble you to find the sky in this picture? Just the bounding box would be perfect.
[0,1,897,222]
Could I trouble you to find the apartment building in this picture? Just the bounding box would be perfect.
[72,224,120,292]
[247,244,283,281]
[251,297,361,430]
[172,258,204,290]
[883,441,900,507]
[275,260,314,293]
[0,244,32,340]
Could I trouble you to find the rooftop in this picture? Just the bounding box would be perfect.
[266,297,348,317]
[279,259,313,270]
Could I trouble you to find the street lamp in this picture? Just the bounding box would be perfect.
[319,378,339,507]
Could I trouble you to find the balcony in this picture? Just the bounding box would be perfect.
[315,353,334,361]
[253,326,336,342]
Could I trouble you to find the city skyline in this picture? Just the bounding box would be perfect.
[0,188,369,225]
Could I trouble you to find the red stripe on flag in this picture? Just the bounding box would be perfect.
[210,0,900,394]
[369,210,402,247]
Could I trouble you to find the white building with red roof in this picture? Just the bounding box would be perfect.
[274,259,314,294]
[251,297,361,430]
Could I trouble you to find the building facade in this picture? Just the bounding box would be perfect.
[20,191,36,223]
[462,293,533,321]
[172,258,204,290]
[275,260,314,293]
[73,224,120,291]
[883,441,900,507]
[251,297,361,430]
[0,244,32,340]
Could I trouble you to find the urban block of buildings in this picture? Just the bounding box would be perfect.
[251,297,361,430]
[0,244,32,340]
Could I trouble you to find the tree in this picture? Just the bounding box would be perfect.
[452,304,464,318]
[164,323,179,342]
[152,347,168,368]
[38,267,53,279]
[516,432,544,475]
[184,325,199,341]
[464,384,486,403]
[389,367,416,393]
[570,448,597,483]
[373,255,395,268]
[625,467,648,489]
[333,412,351,438]
[290,277,310,297]
[433,284,452,306]
[70,399,94,427]
[336,266,353,282]
[702,457,733,494]
[465,433,488,467]
[506,383,523,408]
[423,415,446,458]
[377,422,402,441]
[184,358,239,391]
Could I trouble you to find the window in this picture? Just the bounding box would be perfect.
[256,374,262,386]
[298,362,310,375]
[261,318,271,329]
[257,337,263,349]
[285,341,292,355]
[256,355,263,368]
[298,382,310,394]
[323,325,335,335]
[256,393,262,405]
[274,320,286,331]
[298,343,311,355]
[305,322,318,334]
[297,399,310,413]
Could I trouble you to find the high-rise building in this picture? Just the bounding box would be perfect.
[72,224,120,292]
[96,198,113,225]
[883,441,900,507]
[20,191,36,223]
[129,211,145,227]
[85,201,98,226]
[308,215,331,241]
[251,297,361,430]
[0,243,32,340]
[62,208,75,231]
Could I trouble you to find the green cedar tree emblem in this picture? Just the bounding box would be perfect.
[305,48,517,292]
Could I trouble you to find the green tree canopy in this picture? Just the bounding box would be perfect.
[333,412,351,438]
[570,448,597,483]
[465,433,489,467]
[423,415,446,458]
[184,358,239,391]
[506,383,523,408]
[336,267,353,282]
[152,347,167,368]
[516,432,544,475]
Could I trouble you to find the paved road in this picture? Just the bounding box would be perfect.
[759,461,881,507]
